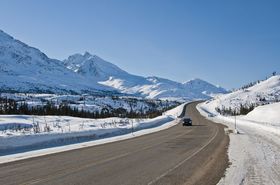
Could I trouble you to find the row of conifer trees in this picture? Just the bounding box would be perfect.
[0,97,174,119]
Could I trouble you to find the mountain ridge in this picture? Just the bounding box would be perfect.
[0,29,228,100]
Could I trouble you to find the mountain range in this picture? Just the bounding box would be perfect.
[0,29,228,100]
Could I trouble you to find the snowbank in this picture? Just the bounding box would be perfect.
[244,102,280,125]
[164,102,187,117]
[199,100,280,135]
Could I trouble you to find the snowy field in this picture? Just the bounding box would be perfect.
[198,98,280,184]
[0,102,186,163]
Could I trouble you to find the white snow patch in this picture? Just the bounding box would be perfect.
[244,102,280,125]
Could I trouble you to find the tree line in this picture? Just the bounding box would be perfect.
[215,104,255,116]
[0,97,174,119]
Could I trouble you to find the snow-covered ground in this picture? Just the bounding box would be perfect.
[244,102,280,125]
[0,103,186,163]
[198,97,280,184]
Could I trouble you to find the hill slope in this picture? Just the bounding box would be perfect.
[203,75,280,112]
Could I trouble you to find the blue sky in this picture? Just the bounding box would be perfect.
[0,0,279,89]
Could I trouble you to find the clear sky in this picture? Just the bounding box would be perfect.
[0,0,279,89]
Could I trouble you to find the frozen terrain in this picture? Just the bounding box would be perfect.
[198,76,280,185]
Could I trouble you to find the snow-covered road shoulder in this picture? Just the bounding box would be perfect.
[0,103,187,164]
[197,102,280,185]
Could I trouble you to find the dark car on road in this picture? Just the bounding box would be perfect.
[182,117,192,126]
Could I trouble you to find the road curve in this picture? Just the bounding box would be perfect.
[0,102,229,185]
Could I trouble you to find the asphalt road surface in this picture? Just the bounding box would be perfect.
[0,102,229,185]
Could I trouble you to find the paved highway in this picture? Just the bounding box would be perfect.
[0,102,229,185]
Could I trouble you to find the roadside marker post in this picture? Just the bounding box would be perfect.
[132,120,134,135]
[234,107,239,134]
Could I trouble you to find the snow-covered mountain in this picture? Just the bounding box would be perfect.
[63,52,228,100]
[0,30,115,94]
[0,29,227,99]
[63,52,130,81]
